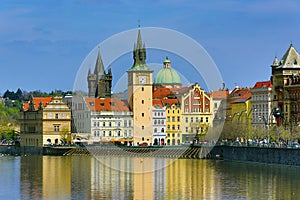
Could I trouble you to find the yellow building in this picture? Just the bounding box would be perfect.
[20,96,71,147]
[231,96,252,125]
[166,103,181,145]
[127,28,153,145]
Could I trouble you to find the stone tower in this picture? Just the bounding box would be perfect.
[127,27,153,145]
[87,47,112,98]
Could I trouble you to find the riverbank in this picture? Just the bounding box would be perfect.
[2,144,300,166]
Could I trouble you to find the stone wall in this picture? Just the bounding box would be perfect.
[210,145,300,166]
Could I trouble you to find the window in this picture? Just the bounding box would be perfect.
[54,125,60,132]
[167,125,170,130]
[142,137,144,141]
[206,117,209,123]
[177,125,180,130]
[172,133,175,137]
[128,120,132,127]
[142,100,144,104]
[167,117,170,122]
[154,128,157,133]
[141,87,144,91]
[142,126,144,130]
[118,131,121,137]
[172,116,175,122]
[109,122,112,127]
[172,125,175,130]
[154,120,157,125]
[109,131,112,137]
[142,113,144,117]
[185,117,188,123]
[103,131,105,137]
[177,117,180,122]
[196,117,199,122]
[55,113,59,119]
[186,127,188,132]
[103,122,105,127]
[124,130,127,137]
[191,117,193,122]
[200,117,203,122]
[124,120,127,127]
[214,103,218,108]
[161,128,164,132]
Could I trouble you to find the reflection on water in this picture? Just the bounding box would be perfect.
[0,155,298,199]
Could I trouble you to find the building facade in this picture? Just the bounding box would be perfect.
[180,83,213,143]
[72,96,133,144]
[166,103,181,145]
[152,102,166,145]
[251,81,274,129]
[20,96,71,147]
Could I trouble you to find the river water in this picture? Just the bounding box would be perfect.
[0,155,299,200]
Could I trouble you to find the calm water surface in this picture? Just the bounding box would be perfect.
[0,155,299,200]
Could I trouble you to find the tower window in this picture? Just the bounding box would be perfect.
[55,113,59,119]
[142,100,144,104]
[142,113,144,117]
[141,87,144,91]
[142,126,144,130]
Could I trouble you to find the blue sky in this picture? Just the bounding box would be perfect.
[1,0,300,94]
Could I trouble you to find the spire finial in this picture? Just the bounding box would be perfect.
[138,19,140,28]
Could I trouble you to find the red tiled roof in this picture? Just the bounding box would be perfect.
[252,80,272,89]
[211,90,229,99]
[153,99,163,107]
[162,98,179,106]
[85,98,130,112]
[23,97,53,111]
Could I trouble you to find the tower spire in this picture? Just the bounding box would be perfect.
[94,46,105,80]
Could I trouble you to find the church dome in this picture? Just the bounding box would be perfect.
[154,57,181,85]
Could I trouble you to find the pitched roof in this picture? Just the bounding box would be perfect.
[211,90,229,99]
[85,98,130,112]
[23,97,53,111]
[252,80,272,89]
[277,44,300,68]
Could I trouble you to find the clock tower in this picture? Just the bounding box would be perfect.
[127,28,153,145]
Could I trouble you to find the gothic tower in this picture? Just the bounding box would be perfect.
[87,47,112,98]
[127,27,153,145]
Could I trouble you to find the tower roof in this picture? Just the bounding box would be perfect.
[129,27,152,72]
[277,44,300,68]
[94,47,105,78]
[154,57,181,85]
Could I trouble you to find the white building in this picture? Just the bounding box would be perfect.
[152,101,166,146]
[251,81,275,129]
[72,95,133,145]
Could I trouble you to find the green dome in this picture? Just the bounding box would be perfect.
[154,67,181,84]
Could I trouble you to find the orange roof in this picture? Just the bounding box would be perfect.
[153,99,163,107]
[252,80,272,89]
[211,90,229,99]
[85,98,130,112]
[162,98,179,106]
[23,97,53,111]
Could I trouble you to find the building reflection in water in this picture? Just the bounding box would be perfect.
[19,155,300,199]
